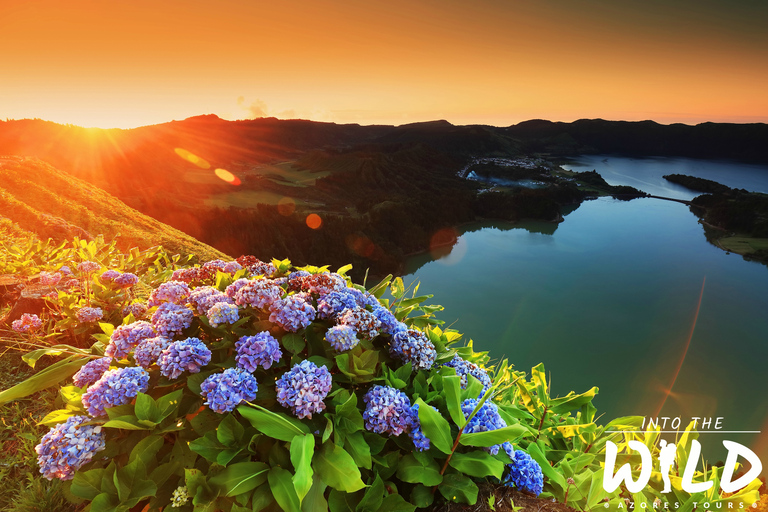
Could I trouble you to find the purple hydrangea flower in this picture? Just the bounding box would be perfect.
[207,302,239,327]
[223,261,243,274]
[275,360,332,419]
[148,281,190,307]
[171,267,200,283]
[105,321,156,359]
[304,272,346,296]
[363,385,412,436]
[188,286,231,315]
[235,332,282,371]
[151,302,194,339]
[122,302,148,319]
[461,398,507,455]
[246,260,277,278]
[389,329,436,371]
[100,270,121,282]
[59,265,73,276]
[113,273,138,289]
[72,357,112,388]
[77,261,100,274]
[157,337,212,379]
[12,313,43,333]
[234,279,283,309]
[76,307,103,323]
[502,445,544,496]
[286,270,311,292]
[82,367,150,417]
[224,278,251,299]
[372,306,400,335]
[133,336,171,368]
[345,287,380,308]
[338,307,381,339]
[269,295,316,332]
[316,291,357,320]
[39,271,62,286]
[35,415,106,480]
[200,368,259,414]
[202,259,227,273]
[325,325,359,352]
[444,355,493,395]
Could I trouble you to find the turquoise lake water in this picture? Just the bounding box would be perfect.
[403,156,768,463]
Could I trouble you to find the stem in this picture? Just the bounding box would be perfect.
[432,425,467,494]
[535,405,548,439]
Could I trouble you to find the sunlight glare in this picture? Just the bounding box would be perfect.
[214,168,241,185]
[174,148,210,169]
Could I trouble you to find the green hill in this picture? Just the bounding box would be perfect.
[0,156,227,261]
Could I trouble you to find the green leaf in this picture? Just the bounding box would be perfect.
[374,493,417,512]
[335,392,364,433]
[90,492,120,512]
[344,431,372,469]
[103,415,153,430]
[410,484,435,509]
[209,461,269,497]
[357,475,385,512]
[282,333,306,354]
[115,458,157,503]
[38,408,77,427]
[134,392,160,423]
[396,453,443,486]
[290,434,316,504]
[302,475,328,512]
[128,435,164,466]
[189,431,226,462]
[217,413,245,446]
[238,404,309,441]
[314,442,366,492]
[71,468,106,500]
[269,467,302,512]
[391,277,405,299]
[438,473,479,505]
[415,398,453,454]
[527,442,566,490]
[0,356,87,405]
[156,389,183,420]
[251,483,275,512]
[459,425,528,447]
[449,451,505,479]
[443,375,465,428]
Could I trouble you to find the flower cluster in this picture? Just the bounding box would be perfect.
[502,448,544,496]
[347,287,380,308]
[325,325,359,352]
[114,272,139,288]
[35,415,106,480]
[188,286,232,315]
[76,306,103,323]
[148,281,190,307]
[72,357,112,388]
[363,385,412,436]
[170,267,204,284]
[389,329,436,370]
[286,270,310,292]
[235,332,282,371]
[276,360,332,419]
[207,302,239,328]
[100,269,121,282]
[316,290,357,320]
[82,367,150,417]
[202,259,227,273]
[105,321,156,359]
[77,261,100,274]
[224,278,250,299]
[408,403,431,451]
[372,306,403,335]
[223,261,243,274]
[151,302,194,338]
[170,486,190,507]
[158,337,211,379]
[304,272,346,296]
[269,295,316,332]
[123,302,148,319]
[11,313,43,333]
[339,307,381,339]
[461,398,507,455]
[133,336,171,368]
[237,256,276,277]
[444,354,492,395]
[201,368,259,414]
[234,279,283,309]
[39,271,62,286]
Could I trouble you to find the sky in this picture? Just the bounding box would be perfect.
[1,0,767,128]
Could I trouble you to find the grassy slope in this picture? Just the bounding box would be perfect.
[0,156,228,261]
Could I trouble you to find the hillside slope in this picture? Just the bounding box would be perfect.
[0,156,227,261]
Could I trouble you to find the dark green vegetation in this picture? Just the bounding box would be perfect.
[663,174,732,194]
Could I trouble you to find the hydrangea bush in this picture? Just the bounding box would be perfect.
[2,249,760,512]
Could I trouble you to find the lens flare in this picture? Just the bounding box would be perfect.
[306,214,322,229]
[214,168,240,185]
[174,148,210,169]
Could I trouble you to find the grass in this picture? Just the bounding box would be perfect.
[204,189,307,208]
[185,162,331,188]
[719,235,768,255]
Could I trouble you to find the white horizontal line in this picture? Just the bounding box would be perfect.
[605,431,761,434]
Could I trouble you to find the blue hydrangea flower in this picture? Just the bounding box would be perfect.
[389,329,436,370]
[275,360,332,419]
[235,332,282,371]
[151,302,194,339]
[338,307,381,339]
[371,306,401,335]
[502,448,544,496]
[114,272,139,289]
[304,272,346,296]
[444,355,493,395]
[157,337,212,379]
[148,281,191,307]
[461,398,507,455]
[77,261,100,274]
[234,279,283,309]
[269,295,316,332]
[325,325,359,352]
[200,368,259,414]
[133,336,171,368]
[346,287,380,308]
[72,357,111,388]
[363,385,412,436]
[82,367,150,417]
[105,321,156,359]
[122,302,148,319]
[188,286,232,315]
[206,302,239,327]
[316,291,357,320]
[407,403,431,451]
[35,415,106,480]
[76,307,103,323]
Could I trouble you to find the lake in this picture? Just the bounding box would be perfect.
[402,156,768,463]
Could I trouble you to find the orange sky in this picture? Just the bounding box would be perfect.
[1,0,767,128]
